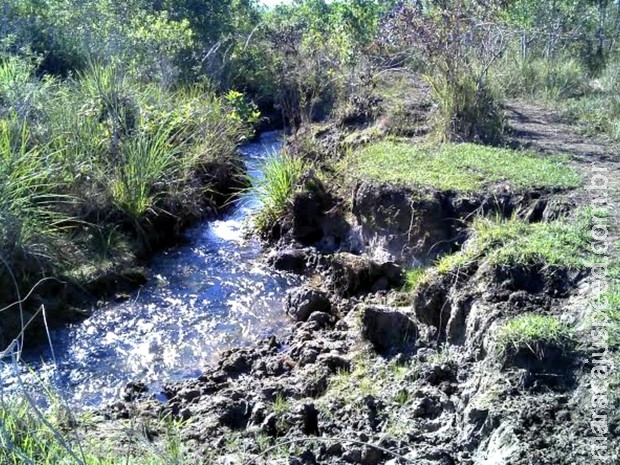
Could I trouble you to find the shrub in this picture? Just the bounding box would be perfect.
[381,1,507,143]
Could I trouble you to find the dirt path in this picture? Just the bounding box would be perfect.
[506,100,620,247]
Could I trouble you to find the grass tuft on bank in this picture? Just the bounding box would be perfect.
[496,313,574,361]
[0,391,188,464]
[437,212,592,274]
[253,152,306,231]
[349,141,581,192]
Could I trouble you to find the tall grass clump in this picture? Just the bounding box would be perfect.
[254,152,306,231]
[427,72,504,144]
[494,54,587,101]
[0,389,189,464]
[111,126,179,219]
[0,395,79,465]
[0,119,67,298]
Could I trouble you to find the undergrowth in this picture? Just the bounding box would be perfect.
[0,59,249,304]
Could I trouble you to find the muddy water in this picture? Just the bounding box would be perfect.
[0,132,299,407]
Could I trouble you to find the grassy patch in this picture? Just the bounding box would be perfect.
[496,314,574,360]
[349,141,581,192]
[437,213,592,274]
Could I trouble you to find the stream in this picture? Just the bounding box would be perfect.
[0,131,300,408]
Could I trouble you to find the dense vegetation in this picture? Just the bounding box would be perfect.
[1,0,620,463]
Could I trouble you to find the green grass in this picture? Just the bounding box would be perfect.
[436,213,592,274]
[0,392,188,465]
[0,119,69,294]
[402,267,428,291]
[111,125,179,218]
[254,152,306,231]
[496,313,574,360]
[349,141,581,192]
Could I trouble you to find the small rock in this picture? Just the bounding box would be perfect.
[317,353,351,372]
[122,381,148,402]
[325,442,344,457]
[307,311,332,327]
[329,253,404,297]
[361,446,383,465]
[291,449,317,465]
[249,402,267,425]
[420,363,457,386]
[412,396,440,419]
[299,348,320,366]
[261,413,278,437]
[360,305,417,353]
[268,248,308,274]
[219,350,253,376]
[285,286,332,322]
[216,398,251,429]
[342,447,363,463]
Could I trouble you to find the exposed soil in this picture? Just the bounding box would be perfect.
[79,102,620,465]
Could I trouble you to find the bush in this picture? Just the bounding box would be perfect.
[381,1,506,143]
